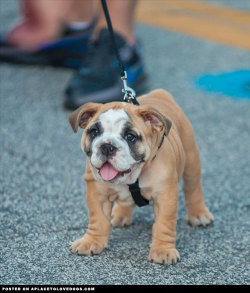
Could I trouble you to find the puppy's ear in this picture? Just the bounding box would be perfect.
[138,106,172,136]
[68,103,101,133]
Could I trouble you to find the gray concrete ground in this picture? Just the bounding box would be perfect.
[0,0,250,285]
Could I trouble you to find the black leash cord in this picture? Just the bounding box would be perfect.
[100,0,148,207]
[100,0,139,105]
[100,0,125,77]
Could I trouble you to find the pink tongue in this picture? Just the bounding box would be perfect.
[100,162,119,181]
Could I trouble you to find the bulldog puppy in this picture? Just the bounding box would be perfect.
[68,89,213,265]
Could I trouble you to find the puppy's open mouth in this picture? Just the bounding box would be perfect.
[98,162,132,181]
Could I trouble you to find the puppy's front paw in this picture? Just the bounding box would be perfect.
[70,234,108,256]
[149,245,180,265]
[111,214,132,227]
[186,208,214,227]
[111,205,133,227]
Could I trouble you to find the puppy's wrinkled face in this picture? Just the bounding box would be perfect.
[69,101,171,185]
[83,108,149,184]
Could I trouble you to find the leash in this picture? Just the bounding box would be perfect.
[101,0,166,207]
[100,0,139,105]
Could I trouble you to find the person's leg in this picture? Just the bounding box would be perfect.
[7,0,72,50]
[67,0,96,24]
[64,0,148,109]
[6,0,95,50]
[94,0,137,44]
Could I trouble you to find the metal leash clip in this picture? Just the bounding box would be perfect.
[121,71,136,103]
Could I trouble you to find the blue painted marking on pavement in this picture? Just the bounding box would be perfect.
[195,70,250,100]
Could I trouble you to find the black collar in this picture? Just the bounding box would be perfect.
[128,132,166,207]
[128,179,149,207]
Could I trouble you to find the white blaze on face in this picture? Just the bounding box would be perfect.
[99,108,129,135]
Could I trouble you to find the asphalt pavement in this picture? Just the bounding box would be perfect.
[0,0,249,285]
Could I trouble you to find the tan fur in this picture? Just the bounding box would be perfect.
[69,89,213,265]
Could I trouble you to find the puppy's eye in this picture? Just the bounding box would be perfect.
[125,133,137,142]
[89,128,99,139]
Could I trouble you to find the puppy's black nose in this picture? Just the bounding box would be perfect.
[101,143,117,157]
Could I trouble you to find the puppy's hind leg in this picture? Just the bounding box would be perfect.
[183,145,213,227]
[111,204,134,227]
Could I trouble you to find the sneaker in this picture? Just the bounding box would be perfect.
[0,19,96,69]
[63,28,147,110]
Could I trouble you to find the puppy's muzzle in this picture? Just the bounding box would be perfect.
[100,143,117,157]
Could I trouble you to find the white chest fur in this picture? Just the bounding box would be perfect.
[112,184,135,206]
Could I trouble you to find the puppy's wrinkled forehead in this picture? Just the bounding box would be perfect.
[98,108,130,133]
